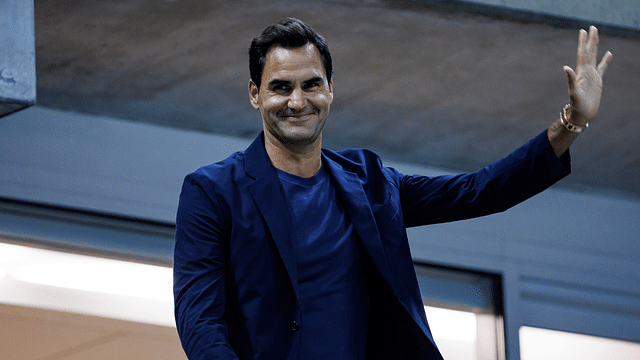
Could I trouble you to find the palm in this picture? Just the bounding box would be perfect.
[564,26,612,124]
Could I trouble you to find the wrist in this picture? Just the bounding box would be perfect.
[560,104,588,133]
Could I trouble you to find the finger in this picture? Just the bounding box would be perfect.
[597,51,613,77]
[576,29,589,69]
[564,65,577,97]
[586,26,599,68]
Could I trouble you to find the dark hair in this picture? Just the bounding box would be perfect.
[249,18,333,89]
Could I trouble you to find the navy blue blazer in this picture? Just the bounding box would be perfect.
[174,131,570,359]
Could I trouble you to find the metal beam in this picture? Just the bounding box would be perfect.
[1,0,36,118]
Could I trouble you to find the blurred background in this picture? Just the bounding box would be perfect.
[1,1,639,359]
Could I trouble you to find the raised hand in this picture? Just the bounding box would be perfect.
[563,26,613,126]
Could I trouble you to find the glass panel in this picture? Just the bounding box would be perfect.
[0,241,174,326]
[425,306,477,359]
[520,326,640,360]
[415,264,500,313]
[416,264,505,360]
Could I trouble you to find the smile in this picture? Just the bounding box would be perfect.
[280,113,314,121]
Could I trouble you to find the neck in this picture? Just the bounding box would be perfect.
[264,133,322,178]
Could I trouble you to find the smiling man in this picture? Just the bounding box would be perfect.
[249,42,333,177]
[173,18,611,360]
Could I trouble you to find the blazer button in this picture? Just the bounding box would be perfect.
[291,321,299,332]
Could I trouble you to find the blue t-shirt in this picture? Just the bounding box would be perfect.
[277,165,370,360]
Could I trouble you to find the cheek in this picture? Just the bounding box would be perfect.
[262,96,287,112]
[311,94,332,110]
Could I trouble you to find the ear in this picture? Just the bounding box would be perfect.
[328,77,334,104]
[248,79,260,110]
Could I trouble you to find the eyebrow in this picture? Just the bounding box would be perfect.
[303,76,324,85]
[267,79,291,88]
[267,76,324,88]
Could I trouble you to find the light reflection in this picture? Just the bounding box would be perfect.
[425,305,477,342]
[520,326,640,360]
[13,259,173,301]
[0,242,172,301]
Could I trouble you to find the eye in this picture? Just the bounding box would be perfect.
[269,85,292,95]
[303,82,320,90]
[272,84,290,92]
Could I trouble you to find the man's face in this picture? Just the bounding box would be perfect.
[249,43,333,148]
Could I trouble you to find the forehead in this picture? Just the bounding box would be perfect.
[262,43,326,81]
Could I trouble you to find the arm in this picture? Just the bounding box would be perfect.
[548,26,613,157]
[399,130,570,227]
[173,173,239,359]
[399,27,610,226]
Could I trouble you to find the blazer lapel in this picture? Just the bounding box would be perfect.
[242,134,396,295]
[244,134,299,291]
[322,154,396,293]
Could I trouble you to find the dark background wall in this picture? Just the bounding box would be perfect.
[33,0,640,200]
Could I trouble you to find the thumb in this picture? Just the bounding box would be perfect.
[564,65,576,94]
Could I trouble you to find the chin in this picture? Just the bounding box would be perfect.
[277,130,320,146]
[280,134,317,146]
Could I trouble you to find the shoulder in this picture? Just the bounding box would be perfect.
[323,147,382,169]
[182,150,247,197]
[191,150,244,179]
[186,132,268,185]
[322,147,403,186]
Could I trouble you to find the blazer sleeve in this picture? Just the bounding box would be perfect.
[173,172,239,359]
[397,130,571,227]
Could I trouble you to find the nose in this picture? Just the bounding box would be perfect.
[287,87,306,111]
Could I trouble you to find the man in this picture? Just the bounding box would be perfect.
[174,18,611,359]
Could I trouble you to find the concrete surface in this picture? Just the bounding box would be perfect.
[0,0,36,117]
[33,0,640,199]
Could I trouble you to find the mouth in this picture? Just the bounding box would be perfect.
[279,113,314,122]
